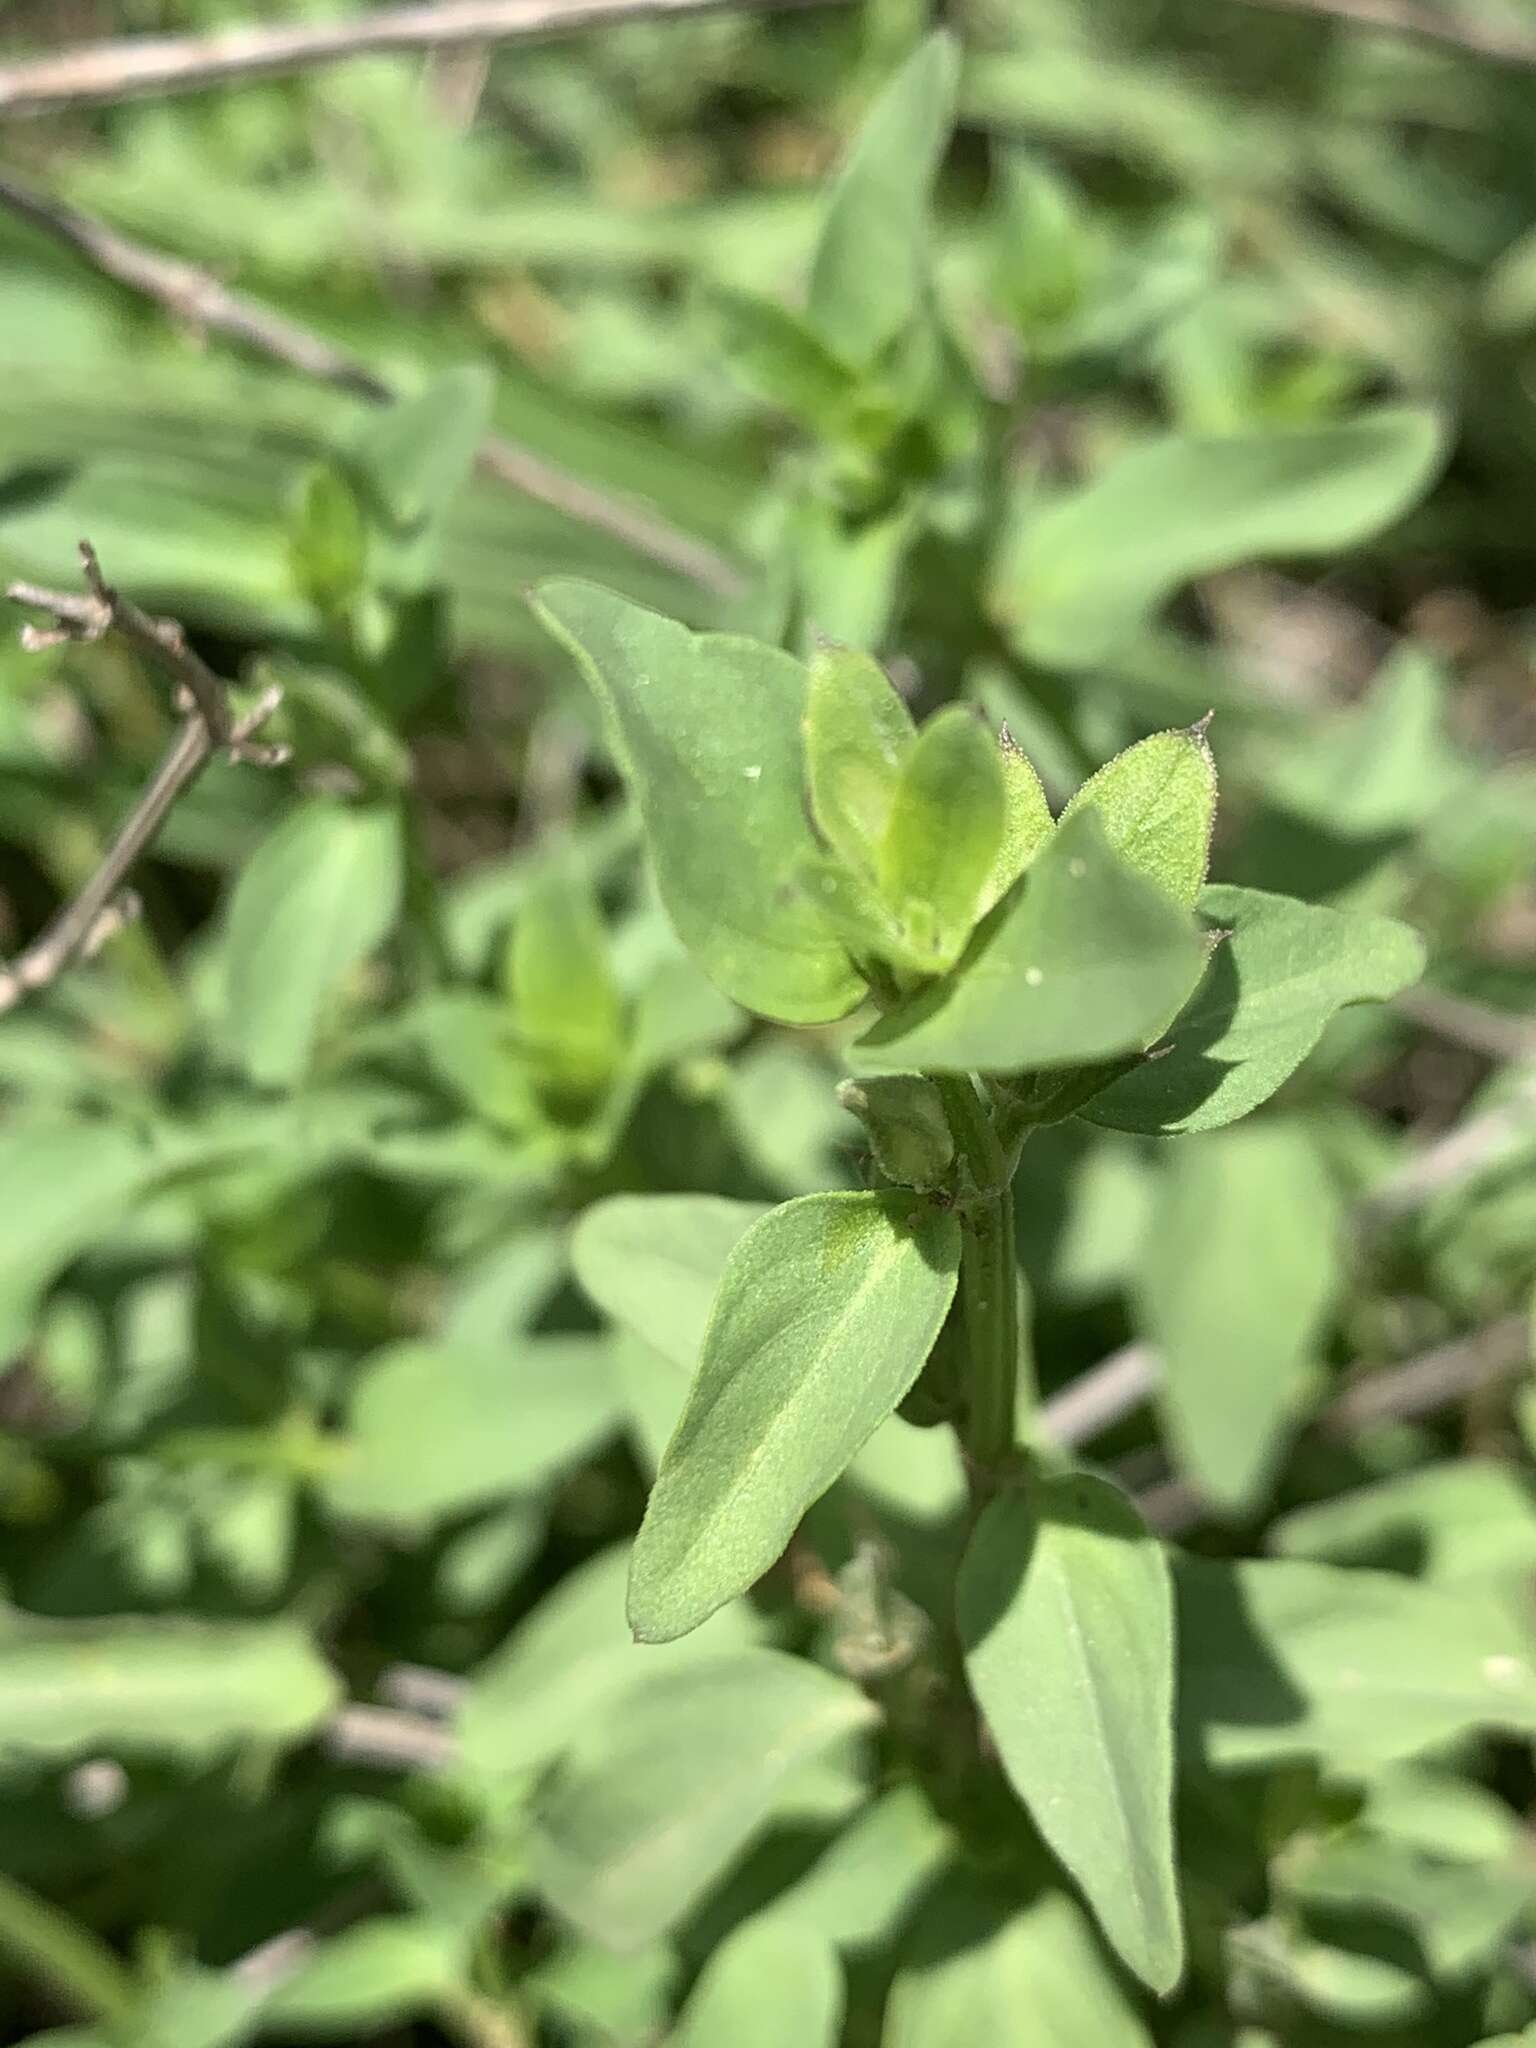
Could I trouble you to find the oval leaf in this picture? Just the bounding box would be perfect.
[628,1190,961,1642]
[958,1474,1183,1994]
[852,810,1205,1076]
[220,797,404,1088]
[530,580,863,1023]
[1081,885,1426,1135]
[1137,1123,1341,1514]
[997,407,1445,668]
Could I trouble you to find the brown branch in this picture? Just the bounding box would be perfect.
[1362,1070,1536,1224]
[1229,0,1536,66]
[323,1702,459,1770]
[1394,984,1536,1063]
[3,543,288,1014]
[0,0,838,115]
[0,170,745,598]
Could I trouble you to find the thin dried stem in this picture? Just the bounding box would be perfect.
[1394,983,1536,1063]
[0,0,837,115]
[0,171,745,597]
[323,1702,459,1770]
[3,543,289,1014]
[1230,0,1536,65]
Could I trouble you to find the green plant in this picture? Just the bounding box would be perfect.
[2,8,1536,2047]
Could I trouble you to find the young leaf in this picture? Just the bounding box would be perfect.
[852,810,1205,1076]
[628,1189,961,1642]
[809,33,960,367]
[220,798,405,1088]
[530,580,864,1023]
[995,407,1445,668]
[837,1074,955,1191]
[980,727,1054,915]
[1137,1123,1341,1514]
[879,706,1008,972]
[528,1649,876,1946]
[886,1878,1154,2048]
[1081,885,1426,1135]
[672,1916,843,2048]
[0,1614,338,1766]
[958,1474,1183,1994]
[507,861,625,1100]
[803,642,915,878]
[570,1194,768,1369]
[1056,724,1216,908]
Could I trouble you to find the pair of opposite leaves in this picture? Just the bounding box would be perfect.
[530,576,1219,1082]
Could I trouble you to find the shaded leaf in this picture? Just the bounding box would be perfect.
[324,1336,619,1530]
[1137,1123,1340,1514]
[570,1194,768,1370]
[886,1877,1154,2047]
[528,1649,875,1947]
[672,1915,843,2048]
[809,34,959,366]
[1177,1554,1536,1771]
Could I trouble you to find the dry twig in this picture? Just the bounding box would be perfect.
[1231,0,1536,66]
[0,0,836,115]
[2,542,288,1014]
[0,171,744,597]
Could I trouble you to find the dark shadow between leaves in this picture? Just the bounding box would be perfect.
[1080,929,1243,1133]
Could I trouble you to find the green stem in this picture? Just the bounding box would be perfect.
[935,1076,1021,1480]
[0,1869,137,2025]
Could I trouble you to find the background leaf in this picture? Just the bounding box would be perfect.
[996,409,1445,668]
[1136,1122,1341,1514]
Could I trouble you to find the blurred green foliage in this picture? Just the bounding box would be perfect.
[0,1,1534,2044]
